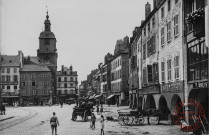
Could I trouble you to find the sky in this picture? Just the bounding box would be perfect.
[0,0,152,84]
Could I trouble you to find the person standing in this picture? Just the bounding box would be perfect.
[96,105,100,115]
[91,113,96,130]
[1,104,5,115]
[100,115,105,135]
[50,112,59,135]
[116,99,119,107]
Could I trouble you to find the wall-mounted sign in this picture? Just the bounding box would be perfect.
[140,84,160,94]
[193,82,209,88]
[161,81,183,93]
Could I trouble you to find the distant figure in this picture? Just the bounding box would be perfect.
[1,104,6,115]
[48,100,51,107]
[50,112,59,135]
[100,115,105,135]
[91,113,96,130]
[116,99,119,107]
[100,106,103,114]
[60,101,63,108]
[96,105,100,115]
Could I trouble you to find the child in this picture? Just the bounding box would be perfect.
[91,113,96,130]
[96,105,100,115]
[100,115,105,135]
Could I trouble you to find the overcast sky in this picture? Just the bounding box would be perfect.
[1,0,152,84]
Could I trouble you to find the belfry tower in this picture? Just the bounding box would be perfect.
[37,11,58,103]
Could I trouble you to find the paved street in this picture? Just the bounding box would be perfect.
[0,104,190,135]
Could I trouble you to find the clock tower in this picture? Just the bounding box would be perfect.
[37,11,58,103]
[37,11,57,65]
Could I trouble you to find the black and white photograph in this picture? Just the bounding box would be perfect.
[0,0,208,135]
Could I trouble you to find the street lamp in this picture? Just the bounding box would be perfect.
[50,90,52,104]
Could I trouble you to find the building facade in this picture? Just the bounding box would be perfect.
[110,36,129,105]
[139,0,185,123]
[57,65,78,102]
[78,80,88,98]
[86,69,98,97]
[158,0,184,122]
[0,51,23,105]
[184,0,208,132]
[20,56,52,105]
[129,27,141,109]
[141,1,160,112]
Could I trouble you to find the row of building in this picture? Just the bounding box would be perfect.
[0,12,78,106]
[79,0,208,129]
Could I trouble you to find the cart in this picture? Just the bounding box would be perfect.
[117,108,162,126]
[71,103,94,122]
[117,110,145,125]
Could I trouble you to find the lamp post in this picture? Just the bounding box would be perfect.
[18,89,22,106]
[50,90,52,105]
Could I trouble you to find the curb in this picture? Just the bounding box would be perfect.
[0,116,14,122]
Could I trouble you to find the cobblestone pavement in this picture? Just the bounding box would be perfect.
[0,104,190,135]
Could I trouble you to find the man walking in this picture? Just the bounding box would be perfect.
[50,112,59,135]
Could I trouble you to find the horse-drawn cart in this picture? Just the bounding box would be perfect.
[71,103,94,122]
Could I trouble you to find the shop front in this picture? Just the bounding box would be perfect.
[186,81,209,133]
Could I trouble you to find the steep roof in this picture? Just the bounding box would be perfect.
[1,55,20,67]
[21,64,51,72]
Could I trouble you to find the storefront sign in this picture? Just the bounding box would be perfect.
[193,82,209,88]
[161,81,183,93]
[140,84,160,94]
[1,82,18,85]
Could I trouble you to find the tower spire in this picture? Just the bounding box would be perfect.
[44,5,51,31]
[46,5,49,20]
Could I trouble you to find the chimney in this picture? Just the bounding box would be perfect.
[145,2,151,19]
[18,50,23,68]
[61,65,64,72]
[70,65,73,71]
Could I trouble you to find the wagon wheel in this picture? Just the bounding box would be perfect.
[132,116,137,125]
[71,113,77,121]
[147,115,160,125]
[138,117,145,124]
[123,115,133,125]
[118,116,125,126]
[83,110,88,122]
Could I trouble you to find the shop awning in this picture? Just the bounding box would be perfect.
[106,95,115,99]
[95,95,102,98]
[89,94,96,99]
